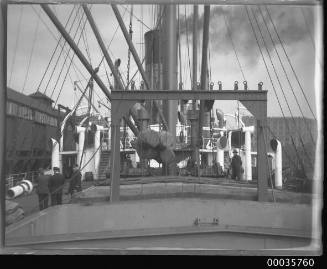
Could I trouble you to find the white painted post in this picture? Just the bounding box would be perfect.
[216,131,225,170]
[242,126,254,181]
[275,140,283,189]
[76,126,86,168]
[50,138,60,169]
[94,125,104,180]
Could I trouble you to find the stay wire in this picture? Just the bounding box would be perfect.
[22,7,40,93]
[258,6,315,146]
[265,6,317,121]
[32,6,88,84]
[121,5,151,31]
[222,10,246,82]
[36,6,76,93]
[9,5,23,86]
[54,7,94,106]
[254,6,313,169]
[244,6,307,177]
[50,7,86,99]
[44,6,82,95]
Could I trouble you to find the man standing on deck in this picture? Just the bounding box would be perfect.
[35,168,50,210]
[49,167,66,206]
[231,149,243,181]
[67,165,82,197]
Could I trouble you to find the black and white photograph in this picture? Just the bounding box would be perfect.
[0,0,323,257]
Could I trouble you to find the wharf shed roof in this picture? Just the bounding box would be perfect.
[6,87,61,118]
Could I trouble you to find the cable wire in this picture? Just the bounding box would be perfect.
[254,6,313,169]
[244,6,309,178]
[22,8,40,93]
[258,6,315,145]
[9,5,24,86]
[265,5,317,121]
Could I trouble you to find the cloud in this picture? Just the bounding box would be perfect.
[179,5,315,67]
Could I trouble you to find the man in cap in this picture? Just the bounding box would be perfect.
[231,149,243,181]
[35,168,50,210]
[67,164,82,197]
[49,167,66,206]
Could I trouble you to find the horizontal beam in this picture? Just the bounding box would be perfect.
[111,90,267,101]
[8,0,321,6]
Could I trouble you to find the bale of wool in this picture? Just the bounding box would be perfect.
[138,129,160,148]
[159,131,175,149]
[5,200,20,215]
[6,207,24,226]
[159,148,175,164]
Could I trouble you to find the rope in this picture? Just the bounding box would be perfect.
[80,9,92,66]
[300,7,316,53]
[258,6,316,145]
[9,5,23,86]
[44,6,81,96]
[36,6,76,93]
[50,7,87,100]
[246,6,310,178]
[265,6,317,121]
[32,6,88,84]
[21,8,40,93]
[126,5,133,90]
[222,10,246,81]
[254,6,313,169]
[120,5,151,31]
[54,8,91,106]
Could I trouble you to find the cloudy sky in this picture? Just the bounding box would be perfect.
[6,3,322,121]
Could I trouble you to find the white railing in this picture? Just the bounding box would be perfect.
[5,170,39,189]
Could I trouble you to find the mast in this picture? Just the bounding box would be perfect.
[198,5,211,160]
[161,4,178,175]
[191,5,199,168]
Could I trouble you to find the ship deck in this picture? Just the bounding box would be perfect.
[4,176,320,254]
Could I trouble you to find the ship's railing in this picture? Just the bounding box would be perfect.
[5,171,39,190]
[102,137,136,151]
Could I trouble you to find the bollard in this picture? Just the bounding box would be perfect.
[218,81,222,91]
[258,81,263,91]
[243,81,248,90]
[234,81,238,91]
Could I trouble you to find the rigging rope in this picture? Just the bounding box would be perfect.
[245,6,311,177]
[36,6,76,93]
[222,10,246,81]
[265,6,317,121]
[54,7,92,106]
[121,5,151,31]
[9,5,23,87]
[300,7,316,53]
[44,6,82,95]
[50,7,86,99]
[258,6,315,145]
[32,6,88,84]
[254,6,313,169]
[22,7,40,93]
[126,5,134,90]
